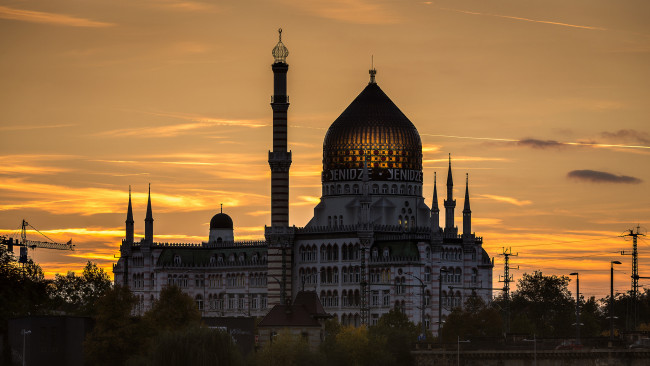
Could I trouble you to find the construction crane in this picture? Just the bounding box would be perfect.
[0,219,74,263]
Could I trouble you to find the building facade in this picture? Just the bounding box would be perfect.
[113,30,494,335]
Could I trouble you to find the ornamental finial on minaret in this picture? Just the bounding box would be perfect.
[369,55,377,84]
[272,28,289,63]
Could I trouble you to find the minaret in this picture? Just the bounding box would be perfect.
[444,154,456,234]
[463,173,472,237]
[269,28,292,227]
[144,183,153,243]
[266,29,293,307]
[430,172,440,231]
[125,186,134,243]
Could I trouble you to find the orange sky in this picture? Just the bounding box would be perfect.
[1,0,649,299]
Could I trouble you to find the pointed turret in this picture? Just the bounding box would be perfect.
[430,172,440,230]
[144,183,153,243]
[463,173,472,237]
[125,186,134,243]
[444,154,456,233]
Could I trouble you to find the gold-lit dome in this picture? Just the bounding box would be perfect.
[322,80,422,182]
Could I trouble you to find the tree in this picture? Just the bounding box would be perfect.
[505,271,575,337]
[146,327,244,366]
[83,285,145,366]
[251,329,324,366]
[143,284,201,332]
[369,309,419,366]
[48,261,111,316]
[0,244,49,364]
[441,295,503,342]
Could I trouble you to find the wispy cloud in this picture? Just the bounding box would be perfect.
[567,170,642,184]
[440,7,606,31]
[601,129,650,145]
[517,138,566,149]
[0,179,268,215]
[478,194,532,206]
[101,112,267,138]
[0,155,77,175]
[423,134,650,151]
[0,6,115,27]
[0,123,75,131]
[287,0,401,24]
[153,1,220,12]
[292,195,321,207]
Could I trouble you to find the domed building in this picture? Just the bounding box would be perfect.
[113,30,493,336]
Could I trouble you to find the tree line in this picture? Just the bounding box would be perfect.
[3,241,649,365]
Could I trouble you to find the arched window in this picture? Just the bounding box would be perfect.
[195,294,203,310]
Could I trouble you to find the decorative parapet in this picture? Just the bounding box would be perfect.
[369,255,420,264]
[149,240,268,249]
[159,258,268,270]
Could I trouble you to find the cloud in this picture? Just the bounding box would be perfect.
[100,112,267,138]
[155,1,220,12]
[440,7,606,31]
[477,194,532,206]
[601,129,650,145]
[0,178,268,215]
[567,170,642,184]
[0,5,115,27]
[287,0,401,24]
[517,138,566,149]
[423,134,650,151]
[0,124,75,131]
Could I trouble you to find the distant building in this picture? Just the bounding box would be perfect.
[257,291,331,350]
[113,29,494,335]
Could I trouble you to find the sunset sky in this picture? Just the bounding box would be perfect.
[1,0,649,299]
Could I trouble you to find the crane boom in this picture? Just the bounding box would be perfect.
[23,239,74,251]
[0,220,74,258]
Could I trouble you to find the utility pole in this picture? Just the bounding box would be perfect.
[499,247,518,333]
[621,225,645,330]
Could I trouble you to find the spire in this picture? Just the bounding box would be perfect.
[432,172,439,211]
[444,154,457,233]
[145,183,153,243]
[126,186,134,222]
[463,173,470,211]
[430,172,440,232]
[369,56,377,84]
[125,186,134,243]
[220,203,223,214]
[446,153,453,188]
[463,173,472,237]
[146,183,152,220]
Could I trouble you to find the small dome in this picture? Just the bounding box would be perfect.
[210,213,233,230]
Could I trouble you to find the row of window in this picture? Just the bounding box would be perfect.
[298,243,361,263]
[196,293,268,311]
[323,183,422,196]
[165,272,267,289]
[172,252,266,266]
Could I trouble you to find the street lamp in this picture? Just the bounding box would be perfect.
[21,329,31,366]
[406,272,427,341]
[610,261,622,343]
[457,336,470,366]
[438,268,449,342]
[268,275,285,305]
[523,334,536,366]
[569,272,580,345]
